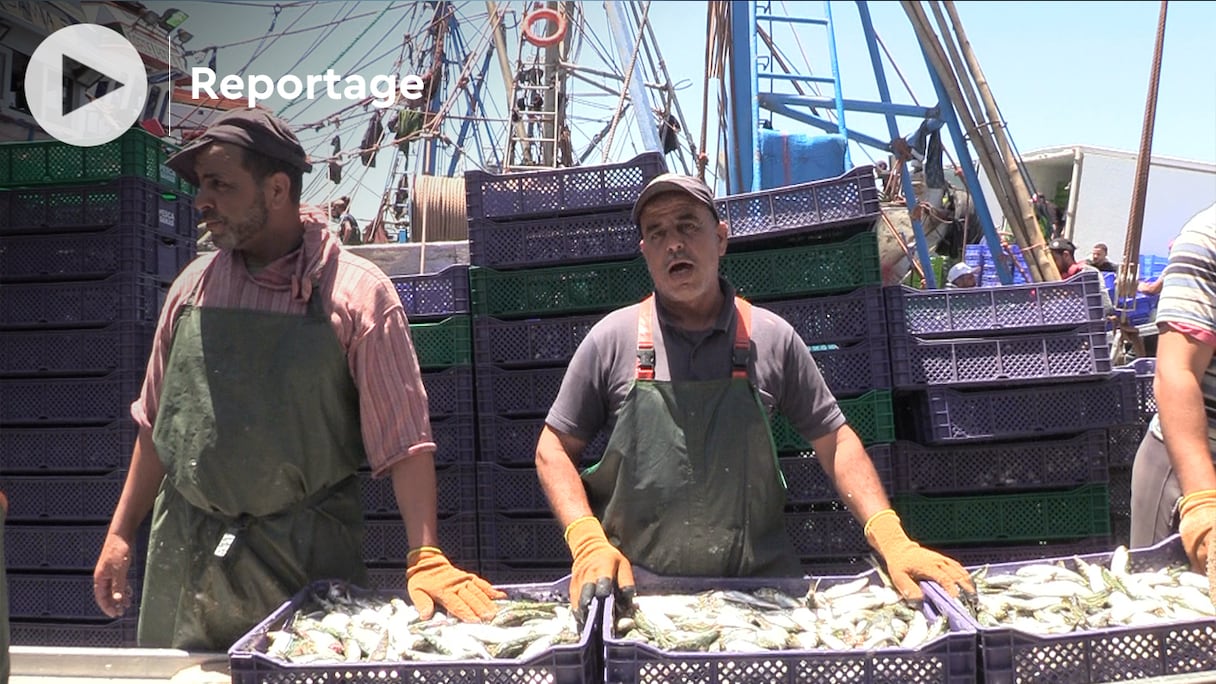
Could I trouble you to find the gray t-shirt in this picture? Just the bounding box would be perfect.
[545,280,847,449]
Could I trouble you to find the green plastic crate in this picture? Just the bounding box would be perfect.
[409,315,472,369]
[0,128,193,193]
[893,483,1111,546]
[723,231,881,299]
[770,389,894,449]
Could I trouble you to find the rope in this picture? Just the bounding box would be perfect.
[601,1,651,163]
[409,174,468,243]
[278,1,396,116]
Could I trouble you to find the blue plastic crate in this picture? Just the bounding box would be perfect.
[715,165,881,247]
[469,208,640,270]
[0,273,167,330]
[1139,253,1169,279]
[965,243,1030,285]
[0,224,194,284]
[390,264,470,321]
[1113,292,1159,326]
[785,509,870,558]
[885,269,1105,338]
[0,322,155,378]
[891,430,1109,496]
[474,364,567,417]
[229,578,598,684]
[933,536,1113,569]
[604,568,977,684]
[477,414,608,467]
[362,513,478,567]
[1121,358,1157,423]
[2,471,127,521]
[0,371,145,426]
[926,534,1216,684]
[891,323,1111,389]
[420,365,475,418]
[810,336,892,397]
[0,422,135,472]
[1107,423,1146,467]
[8,572,138,620]
[465,152,667,221]
[472,313,605,369]
[359,463,475,518]
[763,286,887,346]
[477,563,571,587]
[0,176,195,237]
[911,370,1139,444]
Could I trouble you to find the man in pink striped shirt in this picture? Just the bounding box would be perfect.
[92,108,501,651]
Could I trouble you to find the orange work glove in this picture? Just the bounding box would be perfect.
[0,489,7,518]
[865,509,975,601]
[406,547,506,622]
[1178,489,1216,573]
[565,516,635,623]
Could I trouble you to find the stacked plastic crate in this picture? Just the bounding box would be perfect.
[363,266,480,589]
[1104,356,1157,547]
[885,270,1139,566]
[0,129,197,647]
[463,153,667,584]
[964,241,1031,286]
[711,168,890,576]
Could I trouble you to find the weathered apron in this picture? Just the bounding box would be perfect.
[582,295,801,577]
[139,271,368,651]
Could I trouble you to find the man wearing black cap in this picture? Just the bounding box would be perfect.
[535,173,975,621]
[1049,237,1086,278]
[92,108,502,651]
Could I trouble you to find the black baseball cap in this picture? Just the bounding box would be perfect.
[631,173,721,226]
[1048,238,1077,253]
[166,107,313,186]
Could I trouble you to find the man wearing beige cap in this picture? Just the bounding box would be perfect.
[536,173,975,620]
[92,108,502,651]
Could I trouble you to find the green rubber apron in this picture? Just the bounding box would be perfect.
[139,270,368,651]
[582,295,801,577]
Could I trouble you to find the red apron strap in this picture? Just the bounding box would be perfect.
[637,295,752,380]
[636,295,656,380]
[732,296,752,379]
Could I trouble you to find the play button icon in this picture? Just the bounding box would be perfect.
[26,24,149,147]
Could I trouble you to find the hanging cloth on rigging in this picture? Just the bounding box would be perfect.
[360,113,384,167]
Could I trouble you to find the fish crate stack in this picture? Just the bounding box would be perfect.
[0,128,197,647]
[885,269,1137,566]
[710,167,892,577]
[963,242,1031,286]
[464,153,667,585]
[364,265,479,589]
[1103,357,1157,547]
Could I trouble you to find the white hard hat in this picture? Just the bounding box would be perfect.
[948,262,977,283]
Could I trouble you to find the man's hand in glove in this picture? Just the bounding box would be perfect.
[865,509,975,600]
[1178,489,1216,573]
[406,547,507,622]
[565,515,635,622]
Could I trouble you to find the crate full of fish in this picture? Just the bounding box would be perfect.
[229,578,598,684]
[603,568,976,684]
[925,535,1216,684]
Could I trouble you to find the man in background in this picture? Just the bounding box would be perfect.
[1088,242,1118,273]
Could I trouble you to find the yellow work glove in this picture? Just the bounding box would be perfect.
[1178,489,1216,573]
[565,516,635,623]
[406,547,506,622]
[865,509,975,600]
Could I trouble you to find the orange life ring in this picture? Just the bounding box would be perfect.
[523,8,566,48]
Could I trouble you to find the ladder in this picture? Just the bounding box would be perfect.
[504,44,566,171]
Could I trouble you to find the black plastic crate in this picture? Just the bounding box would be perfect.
[1123,357,1156,423]
[0,226,193,284]
[3,471,127,522]
[6,523,147,572]
[0,273,167,330]
[8,572,138,620]
[811,337,892,398]
[477,414,609,467]
[604,569,976,684]
[0,371,145,426]
[715,165,881,247]
[9,617,138,648]
[478,512,566,564]
[884,269,1106,338]
[0,128,190,191]
[933,535,1113,569]
[475,364,568,417]
[359,463,475,519]
[0,422,135,473]
[420,365,475,418]
[390,264,470,322]
[0,322,155,378]
[429,411,477,466]
[784,508,870,557]
[472,313,605,369]
[477,463,548,515]
[891,323,1112,389]
[361,513,478,567]
[469,208,640,270]
[1107,423,1147,467]
[465,152,666,221]
[0,176,196,238]
[229,578,598,684]
[891,430,1109,496]
[477,562,571,587]
[762,286,887,346]
[780,445,892,506]
[909,370,1140,444]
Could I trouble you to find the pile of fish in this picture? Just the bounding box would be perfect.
[261,583,581,664]
[613,576,949,653]
[959,546,1216,635]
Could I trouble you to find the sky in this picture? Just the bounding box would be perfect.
[144,0,1216,230]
